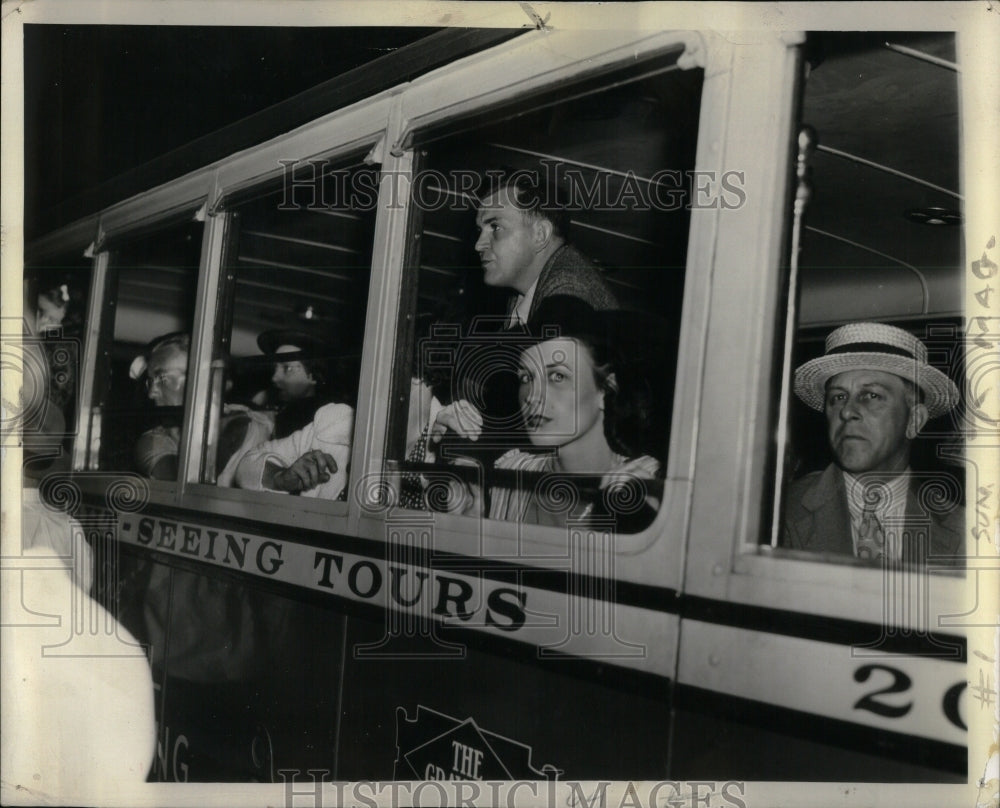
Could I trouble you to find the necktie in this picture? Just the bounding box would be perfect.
[856,491,886,561]
[399,426,428,510]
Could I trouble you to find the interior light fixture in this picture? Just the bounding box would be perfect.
[904,207,962,226]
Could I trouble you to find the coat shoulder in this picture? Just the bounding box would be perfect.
[784,469,824,515]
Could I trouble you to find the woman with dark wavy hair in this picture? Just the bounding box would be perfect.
[439,296,666,531]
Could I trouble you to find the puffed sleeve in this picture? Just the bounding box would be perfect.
[235,404,354,500]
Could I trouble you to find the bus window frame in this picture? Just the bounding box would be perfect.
[22,236,99,472]
[64,84,394,511]
[178,142,389,527]
[81,205,207,499]
[342,32,713,563]
[696,36,967,633]
[58,30,795,588]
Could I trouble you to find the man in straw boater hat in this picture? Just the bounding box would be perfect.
[782,322,963,564]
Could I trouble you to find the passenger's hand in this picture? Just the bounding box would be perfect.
[430,400,483,444]
[269,450,338,493]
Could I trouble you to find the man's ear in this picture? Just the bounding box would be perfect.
[532,217,554,251]
[906,402,929,439]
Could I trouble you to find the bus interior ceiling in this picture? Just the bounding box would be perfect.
[797,31,961,328]
[789,33,963,478]
[412,50,700,322]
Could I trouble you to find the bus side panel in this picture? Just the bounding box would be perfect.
[116,548,347,782]
[670,702,965,783]
[335,613,673,781]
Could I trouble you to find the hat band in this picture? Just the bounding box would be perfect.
[827,342,915,360]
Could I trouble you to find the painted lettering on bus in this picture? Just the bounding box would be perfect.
[852,662,967,732]
[311,551,527,631]
[154,724,189,782]
[486,587,528,631]
[423,740,484,780]
[133,517,285,576]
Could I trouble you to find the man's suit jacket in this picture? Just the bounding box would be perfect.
[525,243,618,320]
[782,464,964,565]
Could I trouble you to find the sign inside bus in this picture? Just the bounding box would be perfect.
[119,513,530,632]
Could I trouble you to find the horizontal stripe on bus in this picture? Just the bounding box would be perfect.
[115,540,676,700]
[680,594,966,662]
[97,500,680,610]
[91,500,964,660]
[674,683,966,776]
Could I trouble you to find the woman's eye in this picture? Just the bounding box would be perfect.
[548,371,566,383]
[517,372,531,385]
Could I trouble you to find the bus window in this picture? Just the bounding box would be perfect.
[202,160,378,499]
[93,219,202,479]
[773,33,964,568]
[389,51,701,533]
[23,251,93,475]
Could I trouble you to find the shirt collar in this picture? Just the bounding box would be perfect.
[843,468,910,519]
[510,279,539,327]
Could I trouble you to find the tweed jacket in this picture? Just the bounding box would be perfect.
[782,463,964,565]
[524,243,619,320]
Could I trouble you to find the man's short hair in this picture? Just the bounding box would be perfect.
[484,169,571,242]
[147,331,190,359]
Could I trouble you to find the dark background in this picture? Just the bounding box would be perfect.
[24,25,441,238]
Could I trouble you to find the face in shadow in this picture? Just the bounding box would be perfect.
[145,344,188,408]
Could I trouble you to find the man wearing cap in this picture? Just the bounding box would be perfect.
[256,329,332,439]
[782,322,962,564]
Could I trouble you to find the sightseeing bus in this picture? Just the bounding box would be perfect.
[15,22,994,786]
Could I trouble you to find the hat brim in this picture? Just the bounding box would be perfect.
[256,329,329,358]
[524,296,676,389]
[794,351,959,419]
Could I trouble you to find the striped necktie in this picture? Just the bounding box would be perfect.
[856,491,886,561]
[399,426,428,510]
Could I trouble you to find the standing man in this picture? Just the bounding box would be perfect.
[474,172,618,328]
[434,172,619,454]
[782,322,962,564]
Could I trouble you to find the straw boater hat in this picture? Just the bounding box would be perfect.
[794,322,959,419]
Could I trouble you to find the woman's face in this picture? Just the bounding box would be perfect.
[517,337,604,448]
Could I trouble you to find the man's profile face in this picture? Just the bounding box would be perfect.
[474,186,540,293]
[824,369,918,475]
[146,345,187,407]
